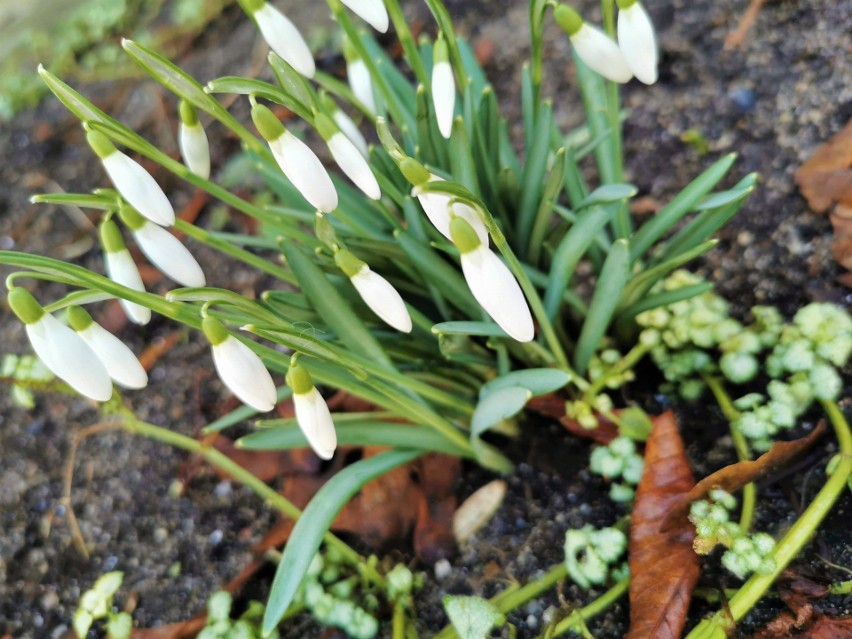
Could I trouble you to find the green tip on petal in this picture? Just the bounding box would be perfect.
[67,305,94,332]
[178,100,199,126]
[8,288,45,325]
[449,216,482,254]
[399,158,430,186]
[433,37,449,64]
[313,113,338,141]
[202,317,230,346]
[251,104,286,142]
[241,0,265,14]
[285,357,314,395]
[99,220,126,254]
[615,0,638,8]
[334,249,366,278]
[86,130,116,159]
[117,204,146,231]
[318,92,339,114]
[554,5,584,36]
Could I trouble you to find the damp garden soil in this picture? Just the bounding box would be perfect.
[0,0,850,637]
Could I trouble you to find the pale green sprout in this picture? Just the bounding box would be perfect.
[589,436,644,502]
[73,571,132,639]
[564,525,627,588]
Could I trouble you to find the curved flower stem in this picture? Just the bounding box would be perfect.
[702,374,756,532]
[685,399,852,639]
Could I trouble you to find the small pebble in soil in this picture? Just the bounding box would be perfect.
[526,614,539,630]
[434,559,452,581]
[213,480,233,498]
[209,529,224,545]
[728,86,757,113]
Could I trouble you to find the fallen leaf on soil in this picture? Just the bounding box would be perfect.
[138,331,185,371]
[753,612,852,638]
[627,411,698,639]
[661,422,826,531]
[748,568,835,638]
[453,479,507,543]
[527,394,619,444]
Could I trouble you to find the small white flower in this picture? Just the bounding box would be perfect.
[571,24,633,84]
[293,387,338,460]
[414,176,489,245]
[204,318,277,412]
[270,131,339,212]
[432,39,455,139]
[253,2,315,78]
[100,221,151,326]
[617,1,658,85]
[178,101,211,180]
[327,132,381,200]
[335,249,412,332]
[68,307,148,390]
[121,210,206,288]
[348,58,376,115]
[341,0,389,32]
[332,108,370,158]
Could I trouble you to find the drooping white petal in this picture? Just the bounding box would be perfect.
[102,152,175,226]
[26,315,113,401]
[460,245,535,342]
[333,109,369,158]
[293,387,338,460]
[571,23,633,84]
[617,2,658,85]
[432,60,455,139]
[77,323,148,389]
[178,122,211,180]
[270,132,338,212]
[211,336,278,412]
[104,249,151,325]
[341,0,389,32]
[133,223,206,288]
[327,132,381,200]
[414,176,489,245]
[350,266,412,332]
[348,58,376,115]
[254,3,315,78]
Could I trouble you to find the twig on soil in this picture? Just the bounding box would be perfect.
[724,0,766,51]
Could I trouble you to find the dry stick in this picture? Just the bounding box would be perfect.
[724,0,766,50]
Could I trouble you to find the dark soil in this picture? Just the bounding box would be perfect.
[1,1,851,638]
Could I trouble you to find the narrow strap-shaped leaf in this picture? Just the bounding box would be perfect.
[267,52,318,113]
[31,193,115,210]
[517,101,553,250]
[415,84,445,167]
[574,239,631,375]
[481,368,572,397]
[205,76,313,122]
[574,52,616,184]
[528,147,567,264]
[261,450,422,634]
[618,281,714,321]
[203,387,293,434]
[449,117,481,197]
[432,321,507,337]
[660,198,748,261]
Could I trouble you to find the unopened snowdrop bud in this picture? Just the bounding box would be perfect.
[341,0,389,32]
[178,100,211,179]
[8,288,113,401]
[252,104,338,212]
[67,306,148,389]
[431,37,455,139]
[203,317,277,412]
[245,0,315,78]
[343,37,376,115]
[100,220,151,325]
[286,357,337,460]
[118,205,206,288]
[616,0,658,85]
[450,217,535,342]
[321,94,369,157]
[554,5,633,84]
[335,249,412,333]
[316,114,380,200]
[86,130,175,227]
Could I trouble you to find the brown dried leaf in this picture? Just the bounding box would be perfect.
[527,394,620,444]
[627,411,698,639]
[661,422,826,531]
[796,118,852,214]
[753,614,852,639]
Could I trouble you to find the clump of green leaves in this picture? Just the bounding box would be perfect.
[564,525,628,588]
[73,571,132,639]
[589,436,644,502]
[199,591,277,639]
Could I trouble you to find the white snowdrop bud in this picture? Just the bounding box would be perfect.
[616,0,658,85]
[118,205,206,288]
[335,249,412,333]
[431,37,455,139]
[203,317,277,412]
[316,114,380,200]
[450,217,535,343]
[344,38,377,115]
[9,288,113,402]
[67,306,148,389]
[252,104,338,213]
[555,5,633,84]
[286,357,337,460]
[248,0,315,78]
[87,130,175,227]
[341,0,389,33]
[99,220,151,326]
[178,100,211,180]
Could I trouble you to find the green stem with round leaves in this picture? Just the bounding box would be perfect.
[583,341,650,404]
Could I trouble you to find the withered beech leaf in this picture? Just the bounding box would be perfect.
[752,614,852,639]
[627,411,698,639]
[795,118,852,215]
[661,422,826,532]
[527,394,620,444]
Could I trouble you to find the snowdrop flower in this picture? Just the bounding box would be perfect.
[554,5,633,84]
[315,113,380,200]
[243,0,315,78]
[322,93,370,157]
[8,288,113,402]
[341,0,389,33]
[251,104,338,213]
[431,37,455,139]
[87,130,175,226]
[616,0,658,85]
[286,356,337,460]
[177,100,211,180]
[99,220,151,325]
[335,248,412,332]
[67,306,148,389]
[400,159,489,245]
[203,317,277,412]
[118,205,206,288]
[344,37,377,115]
[449,217,535,342]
